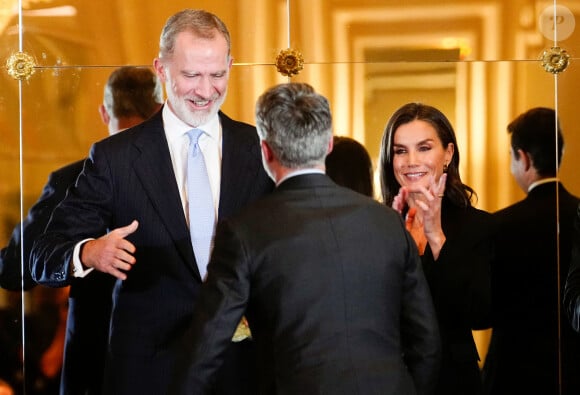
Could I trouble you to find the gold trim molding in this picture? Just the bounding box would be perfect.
[6,51,36,81]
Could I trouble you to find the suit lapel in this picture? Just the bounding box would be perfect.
[131,113,199,277]
[218,112,263,219]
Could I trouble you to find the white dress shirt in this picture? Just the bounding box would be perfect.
[162,104,222,225]
[277,168,325,186]
[528,177,558,193]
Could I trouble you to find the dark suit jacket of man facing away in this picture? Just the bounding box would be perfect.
[565,203,580,332]
[484,181,580,395]
[31,109,274,395]
[1,160,83,291]
[0,159,116,395]
[175,174,441,395]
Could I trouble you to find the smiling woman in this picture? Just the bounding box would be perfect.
[379,102,494,394]
[1,0,580,394]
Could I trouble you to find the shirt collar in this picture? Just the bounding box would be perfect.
[162,103,220,142]
[528,177,559,193]
[277,169,325,186]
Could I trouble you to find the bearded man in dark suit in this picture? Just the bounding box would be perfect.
[172,82,441,395]
[31,9,273,395]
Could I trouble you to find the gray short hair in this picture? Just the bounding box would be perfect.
[159,9,231,60]
[255,83,332,168]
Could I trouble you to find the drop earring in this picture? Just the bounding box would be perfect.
[443,163,448,173]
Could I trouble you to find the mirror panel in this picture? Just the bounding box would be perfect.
[556,59,580,194]
[289,0,580,63]
[1,4,25,394]
[0,36,24,395]
[1,0,579,394]
[5,0,289,67]
[294,60,561,211]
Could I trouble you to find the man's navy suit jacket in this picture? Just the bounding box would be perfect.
[31,109,273,394]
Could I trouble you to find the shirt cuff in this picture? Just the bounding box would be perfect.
[72,238,95,278]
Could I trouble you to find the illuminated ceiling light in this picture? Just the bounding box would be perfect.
[22,5,77,17]
[441,37,472,60]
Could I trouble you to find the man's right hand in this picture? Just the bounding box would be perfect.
[81,220,139,280]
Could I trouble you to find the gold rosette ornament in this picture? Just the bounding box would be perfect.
[540,46,570,74]
[6,51,36,81]
[275,48,304,77]
[232,316,251,342]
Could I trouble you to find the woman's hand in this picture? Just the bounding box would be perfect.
[392,187,427,254]
[392,186,409,215]
[410,173,447,259]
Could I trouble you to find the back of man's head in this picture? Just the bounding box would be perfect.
[101,66,164,134]
[255,82,332,169]
[508,107,563,177]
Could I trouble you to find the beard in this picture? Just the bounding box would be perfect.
[167,87,228,127]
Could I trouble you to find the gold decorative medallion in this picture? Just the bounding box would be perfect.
[540,46,570,74]
[6,52,36,81]
[275,48,304,77]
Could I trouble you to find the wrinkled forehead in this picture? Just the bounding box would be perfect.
[164,32,231,72]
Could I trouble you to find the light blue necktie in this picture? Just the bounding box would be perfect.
[187,128,215,280]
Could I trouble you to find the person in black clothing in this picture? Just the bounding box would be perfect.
[380,102,494,395]
[0,66,163,395]
[484,107,580,395]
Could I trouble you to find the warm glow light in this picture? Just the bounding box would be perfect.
[0,0,17,34]
[22,5,76,17]
[441,37,472,59]
[1,1,76,34]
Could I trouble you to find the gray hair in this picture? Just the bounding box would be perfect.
[255,83,332,168]
[159,9,231,60]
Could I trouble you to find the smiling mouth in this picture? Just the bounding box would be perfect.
[190,99,210,107]
[404,172,427,180]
